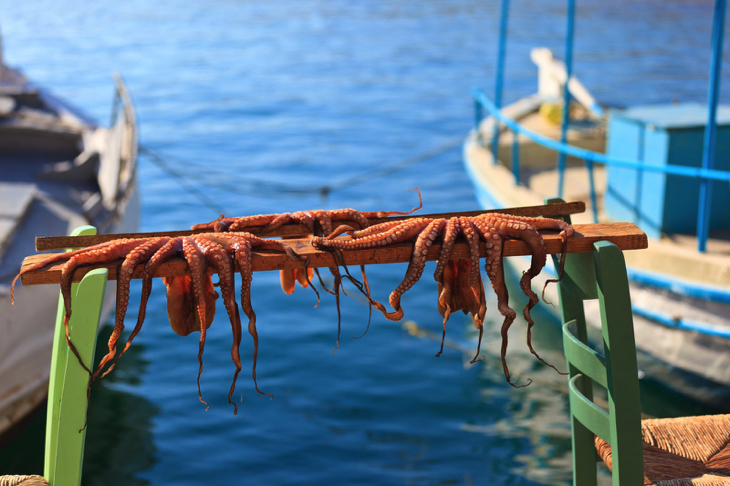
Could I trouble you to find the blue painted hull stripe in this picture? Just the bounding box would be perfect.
[463,145,729,339]
[626,267,730,305]
[631,305,730,339]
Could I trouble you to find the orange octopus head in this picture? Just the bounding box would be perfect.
[162,275,218,336]
[437,259,486,329]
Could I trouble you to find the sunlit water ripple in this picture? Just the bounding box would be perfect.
[1,1,728,484]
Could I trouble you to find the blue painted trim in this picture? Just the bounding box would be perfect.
[698,0,727,253]
[512,131,520,183]
[462,143,504,211]
[631,305,730,339]
[470,88,730,184]
[491,0,511,166]
[585,158,598,223]
[589,102,604,118]
[626,267,730,305]
[557,0,575,198]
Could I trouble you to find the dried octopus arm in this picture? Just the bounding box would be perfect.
[304,210,352,352]
[523,216,574,300]
[10,238,122,304]
[199,239,245,412]
[310,218,436,322]
[343,220,406,239]
[505,215,575,240]
[385,219,445,321]
[315,208,371,230]
[358,187,423,219]
[182,237,214,409]
[487,218,564,375]
[93,237,171,381]
[105,237,179,377]
[191,213,279,232]
[432,217,460,285]
[482,235,529,385]
[56,239,151,373]
[232,239,272,399]
[237,233,304,263]
[432,218,462,356]
[458,217,483,295]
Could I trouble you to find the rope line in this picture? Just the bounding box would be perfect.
[138,136,463,206]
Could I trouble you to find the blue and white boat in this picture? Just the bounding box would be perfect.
[463,2,730,408]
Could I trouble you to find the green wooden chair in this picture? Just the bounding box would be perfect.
[554,220,730,485]
[42,225,109,486]
[0,226,109,486]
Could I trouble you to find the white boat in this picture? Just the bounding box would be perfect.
[463,48,730,409]
[0,36,139,439]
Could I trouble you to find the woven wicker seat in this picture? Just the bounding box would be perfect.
[595,415,730,485]
[0,476,49,486]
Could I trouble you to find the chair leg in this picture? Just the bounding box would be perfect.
[572,418,598,486]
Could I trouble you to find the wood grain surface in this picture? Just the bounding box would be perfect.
[35,201,586,251]
[20,221,646,286]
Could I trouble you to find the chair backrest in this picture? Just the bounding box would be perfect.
[557,238,645,486]
[542,197,645,486]
[44,225,109,486]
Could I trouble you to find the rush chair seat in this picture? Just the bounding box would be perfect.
[557,240,730,485]
[595,414,730,485]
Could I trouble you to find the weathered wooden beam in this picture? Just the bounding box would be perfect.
[35,201,586,251]
[19,221,646,286]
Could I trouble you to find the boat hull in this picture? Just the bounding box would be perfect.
[463,133,730,410]
[0,67,140,439]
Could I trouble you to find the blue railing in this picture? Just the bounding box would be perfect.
[471,87,730,250]
[486,0,726,253]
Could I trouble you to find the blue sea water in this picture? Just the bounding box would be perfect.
[1,1,729,484]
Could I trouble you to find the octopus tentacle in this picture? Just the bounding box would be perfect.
[459,217,483,296]
[484,236,530,386]
[232,239,271,398]
[182,237,214,409]
[345,220,406,239]
[359,187,423,219]
[306,210,345,295]
[350,264,373,340]
[200,239,245,412]
[105,237,179,377]
[233,214,289,233]
[433,218,460,284]
[10,240,123,304]
[386,219,444,321]
[93,237,170,381]
[15,231,303,411]
[59,239,150,373]
[433,218,461,356]
[490,219,565,375]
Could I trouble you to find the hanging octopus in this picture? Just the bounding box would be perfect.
[311,213,574,387]
[190,189,423,351]
[12,232,306,412]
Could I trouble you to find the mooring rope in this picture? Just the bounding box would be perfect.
[138,135,463,213]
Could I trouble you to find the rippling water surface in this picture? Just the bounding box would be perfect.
[1,1,728,484]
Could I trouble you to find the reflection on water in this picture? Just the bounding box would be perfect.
[1,0,728,484]
[81,326,159,486]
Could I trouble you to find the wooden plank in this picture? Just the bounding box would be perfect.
[35,201,586,251]
[20,221,646,286]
